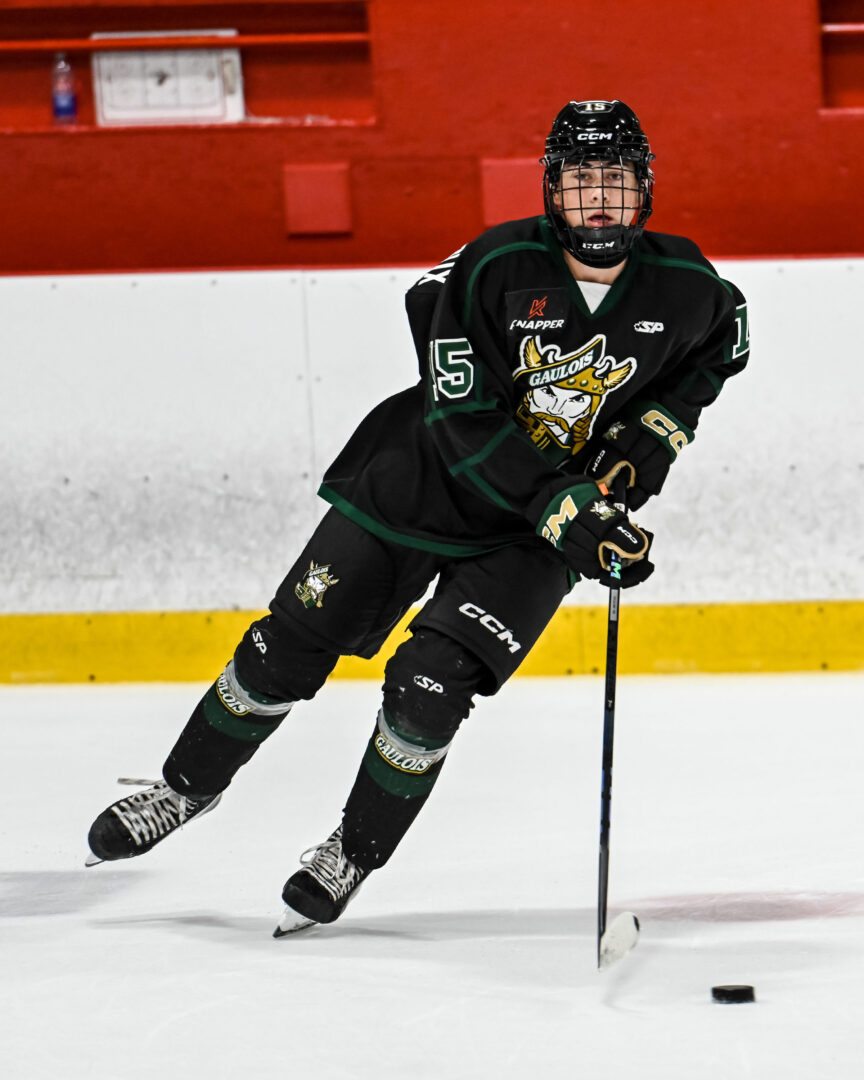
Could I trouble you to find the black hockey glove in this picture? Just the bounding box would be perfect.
[537,483,654,589]
[585,401,694,511]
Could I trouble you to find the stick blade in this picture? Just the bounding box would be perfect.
[598,911,640,970]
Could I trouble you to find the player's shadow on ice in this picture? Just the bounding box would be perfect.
[87,890,864,948]
[0,869,148,916]
[92,907,593,946]
[284,890,864,941]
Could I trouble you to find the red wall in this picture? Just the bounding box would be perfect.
[0,0,862,272]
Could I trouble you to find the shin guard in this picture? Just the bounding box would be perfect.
[342,629,488,869]
[163,659,294,797]
[342,708,452,870]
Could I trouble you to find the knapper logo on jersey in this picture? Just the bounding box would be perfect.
[508,293,565,332]
[295,561,340,609]
[513,334,637,454]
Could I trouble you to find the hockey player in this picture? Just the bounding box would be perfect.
[86,100,749,934]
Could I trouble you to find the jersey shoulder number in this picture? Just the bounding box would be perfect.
[430,338,475,400]
[731,302,749,361]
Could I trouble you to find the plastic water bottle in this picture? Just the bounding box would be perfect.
[51,53,78,125]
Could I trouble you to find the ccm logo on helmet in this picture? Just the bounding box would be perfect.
[458,603,522,654]
[577,132,613,141]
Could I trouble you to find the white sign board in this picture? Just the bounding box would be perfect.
[92,30,245,125]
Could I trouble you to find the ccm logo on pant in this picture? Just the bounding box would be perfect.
[458,603,522,654]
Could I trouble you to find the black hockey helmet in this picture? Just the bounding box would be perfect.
[542,99,655,267]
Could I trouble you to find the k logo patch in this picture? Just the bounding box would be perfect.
[505,288,568,336]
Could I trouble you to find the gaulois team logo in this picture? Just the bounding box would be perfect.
[295,561,340,609]
[513,334,636,454]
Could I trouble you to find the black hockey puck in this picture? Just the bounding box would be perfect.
[711,984,755,1004]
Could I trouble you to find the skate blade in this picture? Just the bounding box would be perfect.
[598,911,640,969]
[84,852,103,867]
[273,906,317,938]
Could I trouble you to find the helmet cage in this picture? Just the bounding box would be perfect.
[542,101,655,268]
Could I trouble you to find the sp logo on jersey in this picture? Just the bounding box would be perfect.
[634,321,664,334]
[513,334,637,455]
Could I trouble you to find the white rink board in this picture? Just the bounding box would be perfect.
[3,258,862,613]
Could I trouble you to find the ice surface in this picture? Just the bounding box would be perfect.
[1,673,862,1079]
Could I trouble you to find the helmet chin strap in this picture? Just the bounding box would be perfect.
[562,224,632,268]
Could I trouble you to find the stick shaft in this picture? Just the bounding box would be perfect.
[597,576,620,962]
[596,476,626,967]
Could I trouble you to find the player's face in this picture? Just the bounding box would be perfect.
[556,160,641,229]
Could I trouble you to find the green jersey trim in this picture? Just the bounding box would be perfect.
[538,215,642,318]
[318,485,500,556]
[637,253,734,297]
[447,424,518,510]
[449,423,514,476]
[458,465,515,511]
[462,238,549,328]
[425,398,500,424]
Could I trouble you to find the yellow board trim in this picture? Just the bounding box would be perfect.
[1,601,861,684]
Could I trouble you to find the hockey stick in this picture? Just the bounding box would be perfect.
[596,474,640,969]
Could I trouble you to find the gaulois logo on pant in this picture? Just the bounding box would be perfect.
[295,560,340,609]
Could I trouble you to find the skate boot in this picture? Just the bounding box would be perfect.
[86,778,222,865]
[274,824,368,936]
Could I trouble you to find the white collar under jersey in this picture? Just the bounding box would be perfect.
[577,280,611,313]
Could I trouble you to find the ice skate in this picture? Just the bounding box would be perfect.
[86,778,222,865]
[274,824,368,936]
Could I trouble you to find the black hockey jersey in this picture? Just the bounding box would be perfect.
[319,216,749,556]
